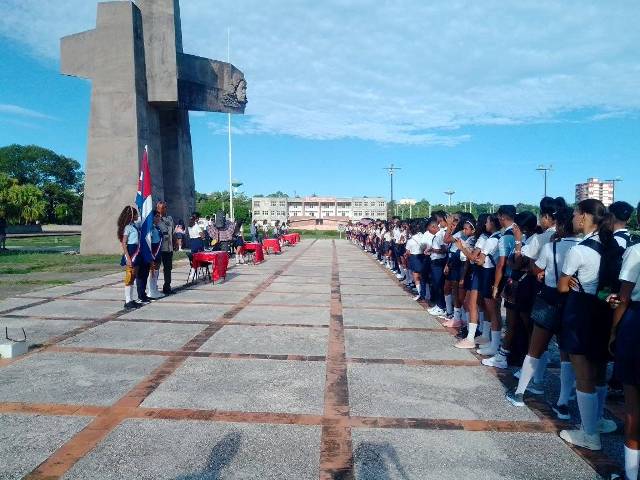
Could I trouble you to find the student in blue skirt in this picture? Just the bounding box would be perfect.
[558,199,623,451]
[146,211,164,299]
[117,205,142,310]
[610,202,640,480]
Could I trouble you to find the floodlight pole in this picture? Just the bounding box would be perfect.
[227,28,234,221]
[383,163,401,206]
[536,165,552,197]
[444,190,455,207]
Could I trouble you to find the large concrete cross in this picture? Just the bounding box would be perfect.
[61,0,247,254]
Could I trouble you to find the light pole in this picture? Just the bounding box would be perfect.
[605,177,623,202]
[536,165,552,197]
[383,163,401,209]
[444,190,455,207]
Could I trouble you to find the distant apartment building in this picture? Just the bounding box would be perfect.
[251,196,387,229]
[575,178,614,207]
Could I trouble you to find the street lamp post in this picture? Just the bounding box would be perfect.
[536,165,553,197]
[444,190,455,207]
[383,164,401,218]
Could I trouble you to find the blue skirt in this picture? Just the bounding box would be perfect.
[190,237,205,253]
[479,267,496,299]
[561,290,612,361]
[614,302,640,385]
[120,244,142,267]
[408,254,424,273]
[445,254,463,282]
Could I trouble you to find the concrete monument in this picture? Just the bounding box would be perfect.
[61,0,247,254]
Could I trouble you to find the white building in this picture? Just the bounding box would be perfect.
[251,195,387,228]
[575,178,614,207]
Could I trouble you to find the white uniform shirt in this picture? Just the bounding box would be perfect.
[561,233,602,294]
[188,224,204,239]
[481,233,500,269]
[383,231,392,242]
[475,234,488,252]
[406,235,423,255]
[449,231,463,253]
[430,229,447,260]
[614,228,630,249]
[393,227,402,243]
[535,237,579,288]
[620,244,640,302]
[522,226,556,261]
[124,224,139,245]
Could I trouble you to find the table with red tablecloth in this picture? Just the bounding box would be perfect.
[262,238,281,254]
[192,251,229,282]
[282,233,300,245]
[241,242,265,264]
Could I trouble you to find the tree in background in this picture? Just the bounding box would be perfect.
[0,144,84,224]
[195,191,252,225]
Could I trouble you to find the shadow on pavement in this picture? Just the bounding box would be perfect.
[175,431,242,480]
[354,442,411,480]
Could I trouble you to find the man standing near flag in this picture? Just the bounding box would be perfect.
[156,200,175,295]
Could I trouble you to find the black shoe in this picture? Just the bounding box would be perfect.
[137,298,151,305]
[456,327,468,339]
[124,301,141,309]
[552,404,571,420]
[162,289,175,295]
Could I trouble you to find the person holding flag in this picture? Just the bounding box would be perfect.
[134,146,155,304]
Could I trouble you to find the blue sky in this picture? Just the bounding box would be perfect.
[1,0,639,206]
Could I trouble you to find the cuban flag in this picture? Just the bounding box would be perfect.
[136,146,154,263]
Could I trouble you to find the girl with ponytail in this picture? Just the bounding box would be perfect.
[557,199,623,451]
[117,205,142,310]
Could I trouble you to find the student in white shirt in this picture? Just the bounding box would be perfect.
[610,203,640,480]
[427,215,448,316]
[609,201,635,249]
[558,199,622,451]
[521,196,566,261]
[442,212,463,325]
[505,207,579,417]
[188,214,205,253]
[406,223,426,300]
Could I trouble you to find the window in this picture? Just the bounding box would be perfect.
[279,201,286,207]
[262,211,269,216]
[271,201,277,207]
[254,201,261,207]
[253,210,260,216]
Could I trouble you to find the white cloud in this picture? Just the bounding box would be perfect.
[0,104,56,120]
[2,0,639,145]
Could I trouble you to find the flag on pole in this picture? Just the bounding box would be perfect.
[136,146,154,263]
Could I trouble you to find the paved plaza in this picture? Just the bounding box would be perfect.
[0,240,621,479]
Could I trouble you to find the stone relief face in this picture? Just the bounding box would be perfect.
[236,79,247,103]
[220,70,248,110]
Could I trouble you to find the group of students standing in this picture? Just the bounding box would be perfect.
[348,197,639,480]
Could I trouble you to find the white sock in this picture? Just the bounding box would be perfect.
[481,321,491,339]
[558,361,575,406]
[453,307,462,321]
[576,390,599,436]
[515,355,539,395]
[534,351,549,384]
[124,285,132,303]
[596,385,608,421]
[490,330,502,351]
[624,446,639,480]
[445,294,453,315]
[465,322,478,341]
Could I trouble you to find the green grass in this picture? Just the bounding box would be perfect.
[289,229,342,239]
[1,279,73,286]
[6,235,81,249]
[0,250,121,275]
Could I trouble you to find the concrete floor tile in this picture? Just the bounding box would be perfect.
[0,317,88,347]
[342,308,441,329]
[345,330,474,361]
[0,414,93,480]
[64,419,321,480]
[0,352,164,406]
[15,299,123,319]
[120,303,231,322]
[199,324,328,356]
[252,292,330,306]
[233,306,330,325]
[341,294,422,310]
[351,429,600,480]
[60,320,205,351]
[142,357,326,414]
[348,363,539,421]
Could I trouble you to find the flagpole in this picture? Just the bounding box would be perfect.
[227,28,234,222]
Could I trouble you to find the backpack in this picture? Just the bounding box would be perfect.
[580,237,624,298]
[614,230,637,248]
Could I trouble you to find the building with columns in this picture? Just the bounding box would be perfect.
[251,196,387,229]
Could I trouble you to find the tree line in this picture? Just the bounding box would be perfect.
[0,145,84,225]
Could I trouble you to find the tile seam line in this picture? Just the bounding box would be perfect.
[23,240,318,480]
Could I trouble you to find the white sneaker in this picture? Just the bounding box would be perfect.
[482,354,508,369]
[430,307,446,316]
[559,429,601,451]
[148,291,165,300]
[396,273,404,279]
[476,346,497,356]
[598,418,617,434]
[413,294,423,301]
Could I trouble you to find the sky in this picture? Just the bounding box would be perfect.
[0,0,639,206]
